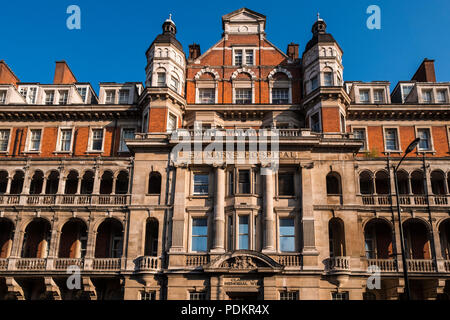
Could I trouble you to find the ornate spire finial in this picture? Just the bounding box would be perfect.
[317,12,320,21]
[169,13,172,20]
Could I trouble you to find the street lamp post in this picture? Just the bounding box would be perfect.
[392,137,420,301]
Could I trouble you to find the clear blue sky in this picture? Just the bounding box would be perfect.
[1,0,449,92]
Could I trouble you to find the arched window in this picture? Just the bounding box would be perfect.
[45,171,59,194]
[0,218,14,258]
[396,170,409,195]
[322,67,333,87]
[375,171,390,195]
[59,219,87,258]
[431,171,446,195]
[359,171,374,194]
[326,172,342,195]
[100,171,114,195]
[144,218,159,256]
[156,68,166,87]
[439,219,450,260]
[148,172,162,195]
[411,171,425,195]
[115,171,129,194]
[364,219,393,259]
[95,218,123,258]
[65,171,79,195]
[29,170,44,195]
[271,72,290,104]
[329,218,346,257]
[0,171,8,194]
[80,171,94,195]
[21,218,51,258]
[10,171,24,194]
[403,219,430,259]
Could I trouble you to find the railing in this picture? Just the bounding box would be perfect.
[275,255,302,267]
[406,259,435,272]
[16,258,47,270]
[357,194,450,207]
[185,254,210,267]
[136,256,160,271]
[0,258,8,270]
[54,258,84,270]
[444,260,450,272]
[367,259,397,272]
[92,258,121,271]
[326,256,350,271]
[0,194,130,206]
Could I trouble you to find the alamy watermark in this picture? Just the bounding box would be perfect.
[66,5,81,30]
[366,5,381,30]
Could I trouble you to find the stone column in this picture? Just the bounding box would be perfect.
[41,178,48,195]
[211,166,225,253]
[300,163,318,268]
[169,165,187,253]
[262,167,275,253]
[6,177,12,194]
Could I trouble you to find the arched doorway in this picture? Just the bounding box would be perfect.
[59,219,88,258]
[364,219,393,259]
[95,219,123,258]
[21,218,51,258]
[329,218,346,257]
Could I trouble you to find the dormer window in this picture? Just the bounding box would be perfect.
[77,87,87,103]
[401,85,414,102]
[359,90,370,103]
[437,90,447,103]
[105,90,115,104]
[45,90,55,105]
[118,89,129,104]
[59,90,69,105]
[373,90,384,103]
[422,90,432,103]
[0,90,6,104]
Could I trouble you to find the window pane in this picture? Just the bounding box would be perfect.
[234,50,243,65]
[45,91,54,105]
[192,218,207,252]
[121,128,135,151]
[422,90,432,103]
[279,218,295,252]
[30,129,41,151]
[199,88,215,104]
[238,170,250,194]
[374,90,384,103]
[235,88,252,104]
[272,88,289,104]
[245,50,253,65]
[385,129,398,150]
[418,129,430,150]
[311,76,318,90]
[0,130,10,151]
[194,174,209,195]
[239,216,249,250]
[60,129,72,151]
[324,72,333,86]
[77,87,87,102]
[119,90,129,104]
[437,90,447,103]
[105,90,115,103]
[59,90,68,104]
[360,90,369,102]
[92,129,103,150]
[278,173,294,196]
[0,90,6,104]
[157,73,166,86]
[354,129,366,150]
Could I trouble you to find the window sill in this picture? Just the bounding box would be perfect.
[189,195,210,199]
[416,150,436,154]
[383,150,403,154]
[86,150,103,154]
[23,151,41,154]
[276,195,296,199]
[146,193,161,196]
[53,151,72,154]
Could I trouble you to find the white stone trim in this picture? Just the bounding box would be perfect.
[231,68,256,80]
[194,68,220,80]
[268,67,292,80]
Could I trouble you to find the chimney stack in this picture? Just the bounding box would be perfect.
[53,60,77,84]
[0,60,20,87]
[411,58,436,83]
[188,44,201,61]
[287,43,299,60]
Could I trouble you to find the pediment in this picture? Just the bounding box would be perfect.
[204,251,283,273]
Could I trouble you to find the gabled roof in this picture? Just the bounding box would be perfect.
[222,7,266,30]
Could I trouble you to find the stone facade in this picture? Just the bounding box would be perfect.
[0,8,449,300]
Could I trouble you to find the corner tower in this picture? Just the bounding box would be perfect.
[141,15,186,133]
[302,15,349,133]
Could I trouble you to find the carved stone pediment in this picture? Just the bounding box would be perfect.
[204,250,283,273]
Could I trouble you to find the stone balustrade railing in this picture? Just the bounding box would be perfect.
[16,258,47,270]
[327,256,350,271]
[407,259,435,272]
[136,256,160,271]
[185,254,210,267]
[0,194,130,206]
[367,259,397,272]
[54,258,84,270]
[0,258,8,270]
[358,194,450,207]
[274,254,302,267]
[444,260,450,272]
[92,258,121,271]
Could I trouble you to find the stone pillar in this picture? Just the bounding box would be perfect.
[41,178,48,195]
[57,176,66,195]
[6,177,12,194]
[262,167,275,253]
[211,166,225,253]
[392,216,404,272]
[170,165,187,252]
[300,163,319,268]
